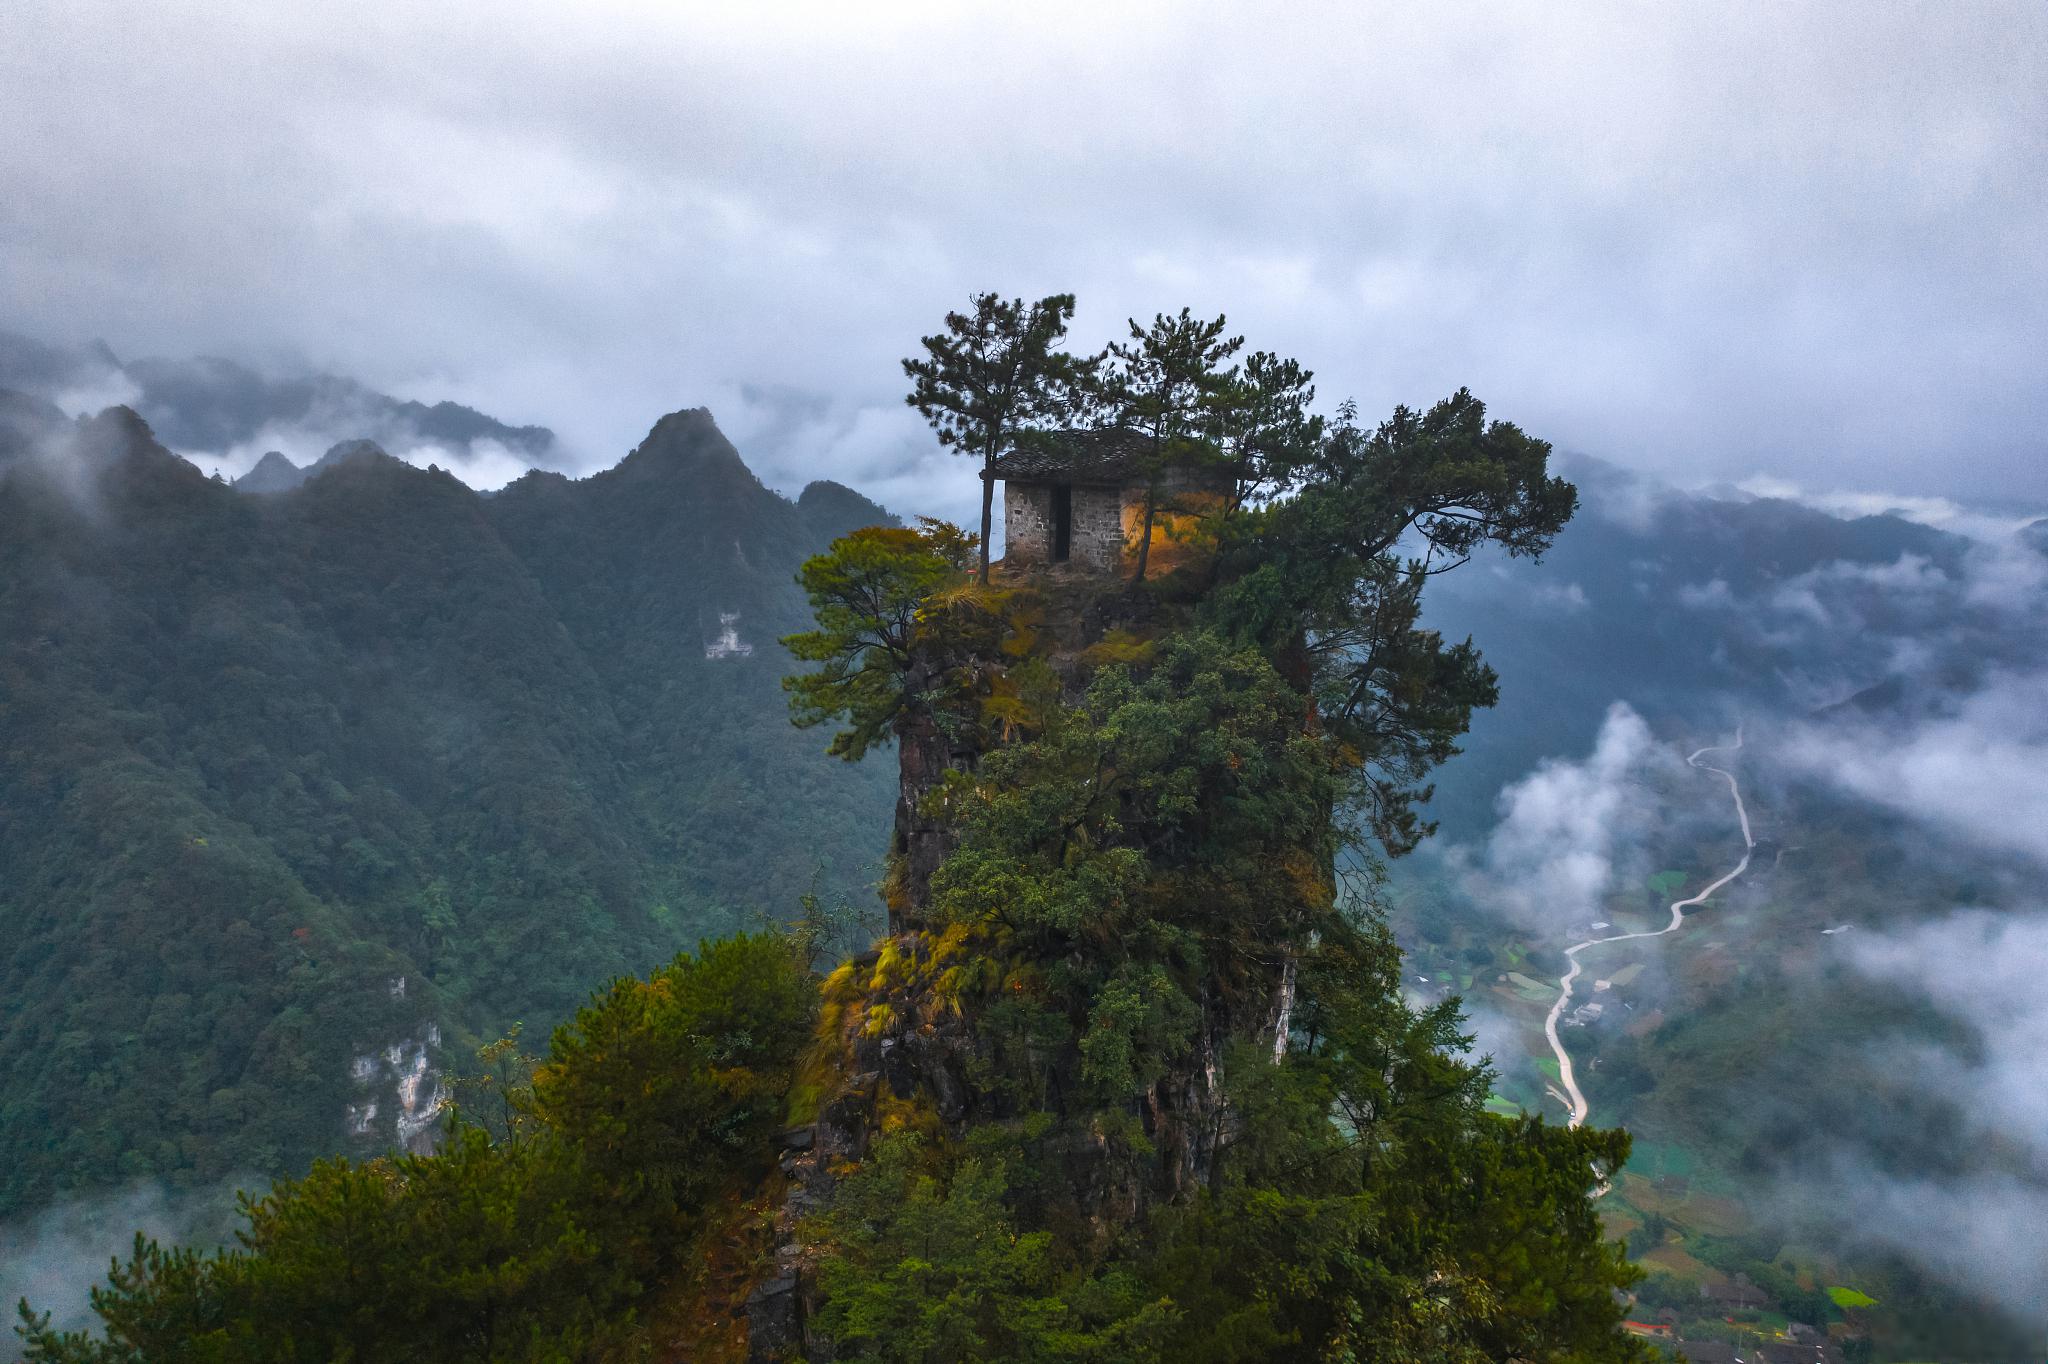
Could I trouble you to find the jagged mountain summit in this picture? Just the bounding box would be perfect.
[233,449,303,492]
[232,438,458,493]
[16,368,1654,1364]
[0,401,896,1215]
[0,328,562,479]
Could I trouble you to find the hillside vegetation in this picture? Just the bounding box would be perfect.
[0,400,894,1212]
[19,298,1652,1363]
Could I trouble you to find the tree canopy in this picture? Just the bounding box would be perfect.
[27,296,1644,1364]
[782,520,980,761]
[903,294,1090,582]
[1207,387,1578,851]
[773,296,1642,1362]
[18,935,817,1364]
[1090,309,1244,582]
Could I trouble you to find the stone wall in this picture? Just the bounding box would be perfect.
[1004,480,1125,571]
[1003,481,1056,564]
[1070,485,1124,571]
[1004,471,1227,576]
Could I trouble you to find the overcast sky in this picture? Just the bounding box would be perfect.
[4,1,2044,519]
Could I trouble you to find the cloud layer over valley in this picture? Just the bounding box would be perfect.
[1450,702,1692,941]
[0,331,561,490]
[1403,462,2048,1333]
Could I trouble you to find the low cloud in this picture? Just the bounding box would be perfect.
[6,7,2046,513]
[1789,1158,2048,1330]
[716,387,975,530]
[1568,455,1674,536]
[195,414,559,494]
[1530,580,1590,612]
[1780,910,2048,1327]
[1957,536,2048,614]
[49,370,142,421]
[1677,577,1735,610]
[1849,910,2048,1141]
[0,1179,250,1338]
[203,422,547,491]
[1732,475,2044,545]
[3,334,566,492]
[1660,498,2047,715]
[395,436,534,492]
[1426,468,2048,1326]
[0,406,124,522]
[1450,702,1690,938]
[1783,669,2048,867]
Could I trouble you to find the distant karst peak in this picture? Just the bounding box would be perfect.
[612,407,764,494]
[235,449,306,494]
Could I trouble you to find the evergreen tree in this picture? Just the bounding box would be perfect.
[24,302,1647,1364]
[788,305,1640,1360]
[903,293,1092,583]
[781,520,979,760]
[1207,387,1577,851]
[17,935,817,1363]
[1094,309,1244,582]
[1206,350,1322,524]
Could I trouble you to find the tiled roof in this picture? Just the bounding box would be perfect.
[991,428,1153,484]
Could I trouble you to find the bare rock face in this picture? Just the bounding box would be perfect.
[888,717,957,927]
[345,1022,447,1157]
[744,1272,802,1364]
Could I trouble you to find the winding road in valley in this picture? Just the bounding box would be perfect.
[1543,728,1754,1129]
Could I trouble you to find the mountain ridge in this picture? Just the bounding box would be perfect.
[0,330,561,475]
[0,401,897,1215]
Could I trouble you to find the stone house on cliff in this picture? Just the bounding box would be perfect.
[995,429,1232,575]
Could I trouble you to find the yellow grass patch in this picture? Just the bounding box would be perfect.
[1639,1241,1715,1281]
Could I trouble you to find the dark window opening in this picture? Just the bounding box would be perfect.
[1051,484,1072,562]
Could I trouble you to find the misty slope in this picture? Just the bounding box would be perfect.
[1390,460,2048,1356]
[1417,456,1973,839]
[0,401,895,1214]
[0,330,557,475]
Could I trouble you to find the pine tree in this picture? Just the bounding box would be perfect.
[1094,309,1243,582]
[902,294,1092,582]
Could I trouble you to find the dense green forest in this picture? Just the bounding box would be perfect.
[14,300,1654,1361]
[17,297,2035,1358]
[0,396,895,1211]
